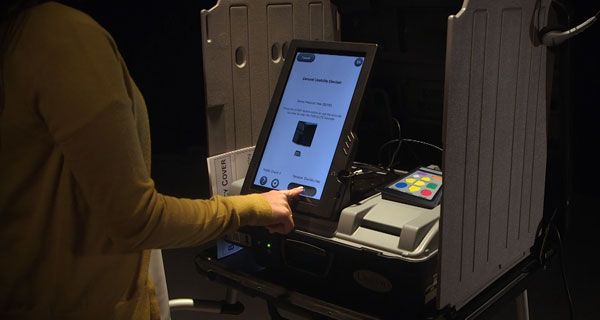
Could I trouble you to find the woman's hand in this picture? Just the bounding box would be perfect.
[260,187,304,234]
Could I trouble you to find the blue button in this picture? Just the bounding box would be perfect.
[395,182,408,188]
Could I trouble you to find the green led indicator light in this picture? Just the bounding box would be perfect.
[267,243,271,248]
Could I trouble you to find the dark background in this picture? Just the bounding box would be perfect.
[63,0,599,318]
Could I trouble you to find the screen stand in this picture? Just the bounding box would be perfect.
[293,212,339,237]
[293,173,354,237]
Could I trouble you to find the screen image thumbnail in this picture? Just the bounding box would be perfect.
[292,121,317,147]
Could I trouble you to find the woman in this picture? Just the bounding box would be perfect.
[0,1,302,318]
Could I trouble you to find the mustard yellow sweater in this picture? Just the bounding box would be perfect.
[0,2,272,319]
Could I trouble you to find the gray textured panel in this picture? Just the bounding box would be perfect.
[201,8,234,155]
[309,3,324,40]
[462,8,486,281]
[489,7,521,268]
[506,5,533,256]
[267,4,293,99]
[528,3,548,250]
[230,6,252,148]
[440,0,549,310]
[473,5,497,284]
[201,0,339,156]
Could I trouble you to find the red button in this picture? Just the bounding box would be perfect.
[421,190,432,197]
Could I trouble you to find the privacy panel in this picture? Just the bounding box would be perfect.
[201,0,340,156]
[439,0,550,310]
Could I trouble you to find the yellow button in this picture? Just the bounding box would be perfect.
[405,178,416,183]
[421,177,431,181]
[409,186,421,192]
[414,181,425,186]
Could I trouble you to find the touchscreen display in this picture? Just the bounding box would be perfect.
[252,51,365,199]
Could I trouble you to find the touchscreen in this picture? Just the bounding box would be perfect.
[252,51,365,200]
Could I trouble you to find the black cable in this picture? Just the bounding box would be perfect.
[388,117,402,169]
[377,138,443,169]
[554,225,575,320]
[402,139,444,152]
[352,161,390,173]
[537,206,560,266]
[377,116,444,169]
[535,201,575,320]
[377,138,400,167]
[540,1,599,46]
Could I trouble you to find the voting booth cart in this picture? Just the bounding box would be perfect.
[186,0,553,319]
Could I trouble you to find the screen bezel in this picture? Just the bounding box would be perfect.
[241,39,377,223]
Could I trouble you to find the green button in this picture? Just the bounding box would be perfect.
[427,183,438,189]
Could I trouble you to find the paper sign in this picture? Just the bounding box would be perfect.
[206,146,255,196]
[207,146,255,259]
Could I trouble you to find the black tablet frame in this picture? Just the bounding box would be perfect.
[241,39,377,234]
